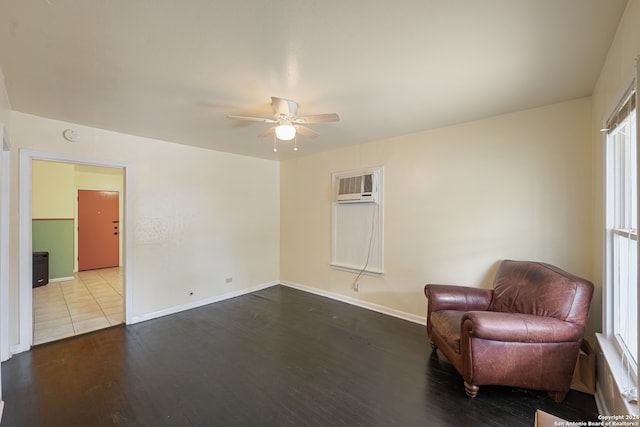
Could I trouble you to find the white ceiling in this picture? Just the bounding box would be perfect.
[0,1,629,161]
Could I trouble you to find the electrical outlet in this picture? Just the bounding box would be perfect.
[225,277,233,284]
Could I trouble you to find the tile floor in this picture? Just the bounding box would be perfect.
[32,267,124,345]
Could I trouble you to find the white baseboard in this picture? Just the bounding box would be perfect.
[49,276,74,283]
[10,343,28,356]
[280,280,426,325]
[130,280,426,326]
[129,281,279,324]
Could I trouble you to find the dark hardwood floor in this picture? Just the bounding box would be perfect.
[2,285,598,426]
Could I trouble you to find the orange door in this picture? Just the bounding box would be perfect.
[78,190,119,271]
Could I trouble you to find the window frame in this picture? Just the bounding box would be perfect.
[330,166,384,278]
[604,88,638,379]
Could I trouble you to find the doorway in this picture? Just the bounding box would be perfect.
[32,162,124,345]
[19,151,129,350]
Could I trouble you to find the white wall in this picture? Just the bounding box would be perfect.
[7,112,280,347]
[590,1,640,416]
[281,97,593,329]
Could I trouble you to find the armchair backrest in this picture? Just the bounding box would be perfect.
[488,260,594,325]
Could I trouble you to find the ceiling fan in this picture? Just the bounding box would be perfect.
[227,97,340,152]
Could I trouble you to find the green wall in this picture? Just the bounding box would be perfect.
[32,219,75,279]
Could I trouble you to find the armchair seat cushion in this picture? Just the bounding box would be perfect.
[463,311,585,343]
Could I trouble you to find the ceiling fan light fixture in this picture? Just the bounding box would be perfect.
[227,97,340,151]
[275,122,296,140]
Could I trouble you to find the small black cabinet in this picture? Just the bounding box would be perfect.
[33,252,49,288]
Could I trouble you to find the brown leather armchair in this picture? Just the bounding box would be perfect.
[424,260,593,402]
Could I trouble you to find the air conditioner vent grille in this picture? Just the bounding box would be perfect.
[336,173,377,204]
[339,175,362,196]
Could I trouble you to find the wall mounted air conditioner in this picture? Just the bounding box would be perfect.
[336,172,378,204]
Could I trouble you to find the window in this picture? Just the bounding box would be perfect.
[605,89,638,371]
[331,167,384,283]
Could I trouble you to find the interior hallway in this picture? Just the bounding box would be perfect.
[32,267,123,345]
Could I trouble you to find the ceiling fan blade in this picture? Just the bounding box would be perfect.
[258,126,276,138]
[271,97,298,117]
[227,115,277,123]
[295,125,320,138]
[293,113,340,124]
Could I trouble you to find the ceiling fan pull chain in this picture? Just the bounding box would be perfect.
[273,134,277,152]
[294,135,298,151]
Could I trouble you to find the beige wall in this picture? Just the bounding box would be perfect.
[32,160,75,218]
[8,112,280,345]
[281,97,594,333]
[74,164,124,190]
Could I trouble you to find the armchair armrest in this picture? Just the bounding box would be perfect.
[462,311,584,343]
[424,284,493,312]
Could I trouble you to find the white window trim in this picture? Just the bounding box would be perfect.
[330,166,384,277]
[604,134,638,373]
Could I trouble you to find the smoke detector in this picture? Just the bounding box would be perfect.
[62,129,80,142]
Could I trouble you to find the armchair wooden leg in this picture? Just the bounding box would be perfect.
[548,391,567,403]
[464,381,479,398]
[429,342,438,358]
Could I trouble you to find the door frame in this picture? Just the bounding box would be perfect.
[0,126,10,362]
[18,149,131,353]
[0,124,11,419]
